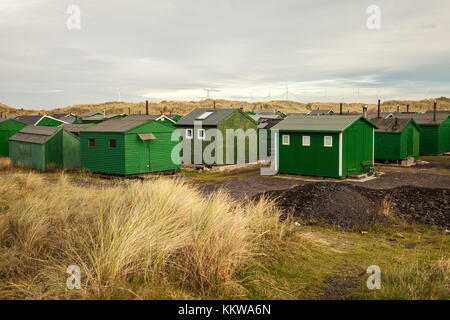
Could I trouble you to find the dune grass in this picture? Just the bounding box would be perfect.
[0,172,448,300]
[0,172,286,299]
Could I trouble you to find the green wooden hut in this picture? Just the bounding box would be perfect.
[0,119,28,157]
[80,119,179,175]
[272,115,377,178]
[395,113,450,154]
[36,115,67,127]
[175,108,258,165]
[9,126,81,171]
[370,117,421,161]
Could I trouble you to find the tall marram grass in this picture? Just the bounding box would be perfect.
[0,173,285,299]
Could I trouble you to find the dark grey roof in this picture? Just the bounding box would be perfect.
[370,118,414,133]
[308,109,334,116]
[79,112,101,118]
[62,123,92,133]
[15,115,43,125]
[258,119,283,129]
[9,126,60,144]
[272,115,376,132]
[51,114,76,123]
[84,114,122,121]
[82,119,150,132]
[394,113,449,125]
[366,112,394,119]
[424,110,450,115]
[125,115,161,120]
[255,110,282,116]
[175,108,238,126]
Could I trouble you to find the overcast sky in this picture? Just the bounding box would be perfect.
[1,0,449,109]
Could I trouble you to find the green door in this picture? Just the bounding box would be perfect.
[138,140,151,173]
[407,127,413,156]
[0,131,9,157]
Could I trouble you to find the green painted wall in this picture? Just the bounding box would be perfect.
[438,117,450,153]
[80,132,126,174]
[177,110,258,165]
[62,130,81,169]
[80,120,179,175]
[277,117,374,178]
[36,117,64,127]
[278,132,340,177]
[374,121,420,161]
[0,120,27,157]
[9,140,45,171]
[9,129,81,171]
[418,125,440,154]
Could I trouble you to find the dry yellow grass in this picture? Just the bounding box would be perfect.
[2,96,449,117]
[0,158,11,170]
[0,172,285,299]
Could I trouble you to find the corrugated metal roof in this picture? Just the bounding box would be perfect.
[82,119,150,132]
[394,113,449,125]
[84,114,122,121]
[9,126,60,144]
[308,109,334,115]
[15,115,43,125]
[258,119,283,129]
[79,112,101,118]
[271,115,375,132]
[370,118,412,133]
[63,123,93,133]
[175,108,238,126]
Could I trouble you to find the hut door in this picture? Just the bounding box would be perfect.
[147,141,151,172]
[407,127,413,156]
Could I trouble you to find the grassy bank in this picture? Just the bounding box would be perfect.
[0,172,448,299]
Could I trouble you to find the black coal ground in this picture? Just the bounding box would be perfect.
[255,182,450,229]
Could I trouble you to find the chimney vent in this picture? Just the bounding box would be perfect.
[146,100,149,115]
[340,103,343,115]
[377,99,381,118]
[433,101,437,122]
[363,105,368,118]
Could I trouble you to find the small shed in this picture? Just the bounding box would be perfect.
[9,126,81,171]
[80,119,179,175]
[395,113,450,154]
[272,115,377,178]
[62,123,96,136]
[0,119,28,157]
[371,118,421,161]
[258,118,283,158]
[307,109,334,116]
[175,108,258,165]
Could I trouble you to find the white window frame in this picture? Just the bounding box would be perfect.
[198,129,206,140]
[324,136,333,147]
[282,134,290,145]
[185,129,193,139]
[302,135,311,146]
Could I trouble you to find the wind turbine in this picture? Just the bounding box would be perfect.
[204,88,220,99]
[284,82,289,100]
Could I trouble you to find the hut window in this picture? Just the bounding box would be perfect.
[282,135,290,145]
[88,138,95,147]
[324,136,333,147]
[108,139,117,148]
[302,136,310,146]
[185,129,193,139]
[198,129,205,140]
